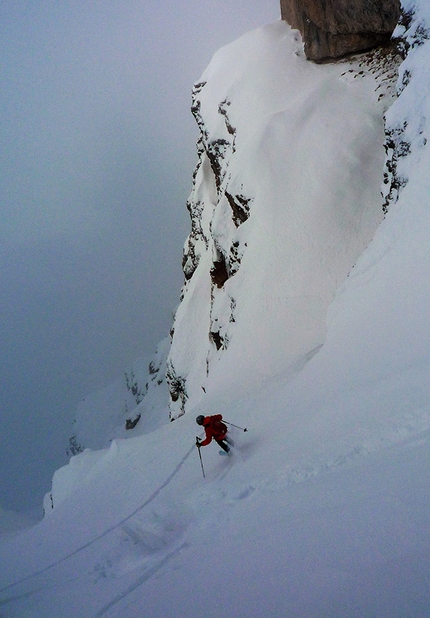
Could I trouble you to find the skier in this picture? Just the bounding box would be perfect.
[195,414,233,454]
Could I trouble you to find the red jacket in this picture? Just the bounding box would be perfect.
[200,414,227,446]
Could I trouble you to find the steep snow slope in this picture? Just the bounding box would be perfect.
[167,21,398,419]
[66,19,398,449]
[2,9,430,618]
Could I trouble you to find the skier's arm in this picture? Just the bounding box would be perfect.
[199,428,212,447]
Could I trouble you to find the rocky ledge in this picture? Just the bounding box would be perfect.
[280,0,400,61]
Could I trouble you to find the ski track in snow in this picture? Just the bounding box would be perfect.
[1,409,430,617]
[93,542,188,618]
[0,444,195,601]
[272,415,430,489]
[3,403,430,605]
[201,405,430,505]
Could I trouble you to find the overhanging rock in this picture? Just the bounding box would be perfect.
[280,0,400,61]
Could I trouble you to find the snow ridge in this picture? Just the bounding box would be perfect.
[167,22,398,419]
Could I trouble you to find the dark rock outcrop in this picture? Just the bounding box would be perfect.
[280,0,401,61]
[125,414,141,430]
[210,253,229,289]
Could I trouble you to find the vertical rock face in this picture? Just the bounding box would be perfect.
[280,0,401,61]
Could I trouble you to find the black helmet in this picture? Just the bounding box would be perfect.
[196,415,205,425]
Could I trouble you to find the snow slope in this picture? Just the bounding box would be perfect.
[2,7,430,617]
[167,21,397,418]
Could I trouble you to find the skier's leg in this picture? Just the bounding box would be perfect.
[216,439,230,453]
[225,435,235,447]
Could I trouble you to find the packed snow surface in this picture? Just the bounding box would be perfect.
[2,9,430,617]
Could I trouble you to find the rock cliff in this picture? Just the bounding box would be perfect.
[280,0,400,61]
[166,23,399,419]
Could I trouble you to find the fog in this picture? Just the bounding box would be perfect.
[0,1,280,513]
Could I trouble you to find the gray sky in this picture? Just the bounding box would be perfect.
[0,1,280,513]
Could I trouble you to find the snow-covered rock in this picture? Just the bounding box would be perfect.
[70,337,170,451]
[167,21,400,419]
[383,0,430,208]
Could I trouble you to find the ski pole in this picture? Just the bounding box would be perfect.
[224,420,247,432]
[196,438,205,478]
